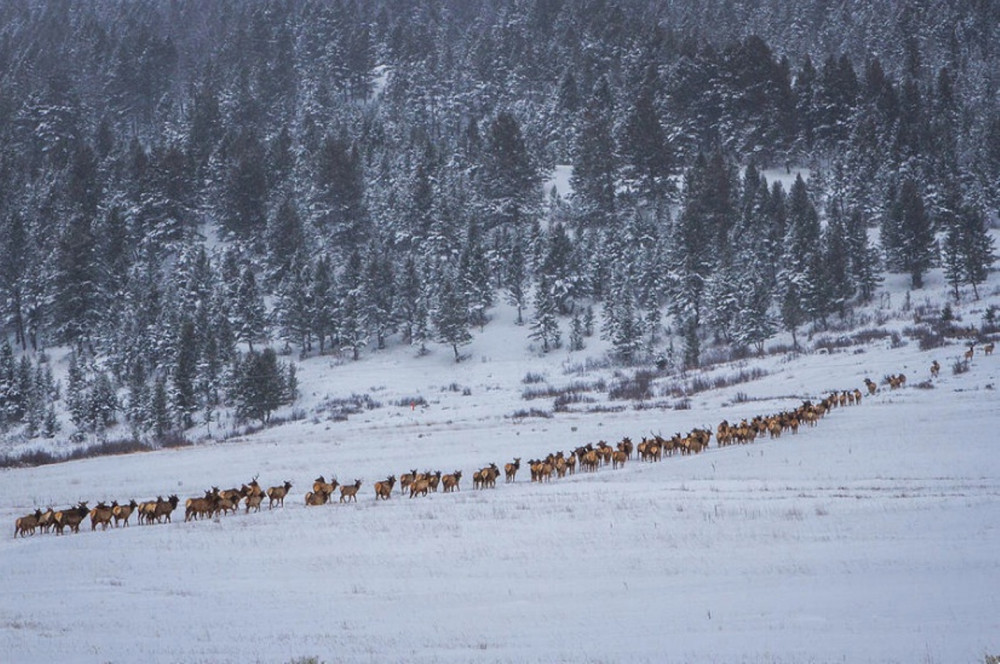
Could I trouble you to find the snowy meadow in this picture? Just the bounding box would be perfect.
[3,273,1000,664]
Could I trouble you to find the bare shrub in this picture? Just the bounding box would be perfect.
[508,408,552,419]
[608,370,656,401]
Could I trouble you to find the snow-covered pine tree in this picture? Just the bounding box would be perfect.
[433,269,472,361]
[530,274,561,353]
[338,249,368,361]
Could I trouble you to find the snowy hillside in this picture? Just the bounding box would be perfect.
[2,263,999,664]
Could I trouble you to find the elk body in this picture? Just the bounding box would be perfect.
[931,360,941,378]
[89,502,115,531]
[340,480,362,503]
[442,471,462,493]
[374,476,396,500]
[504,458,521,483]
[267,481,293,509]
[54,503,90,535]
[15,510,42,538]
[113,500,137,527]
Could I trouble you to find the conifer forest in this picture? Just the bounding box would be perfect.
[1,0,998,444]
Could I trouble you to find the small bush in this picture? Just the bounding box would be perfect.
[608,370,656,401]
[508,408,552,419]
[912,380,934,390]
[953,359,970,375]
[395,396,427,408]
[522,372,546,384]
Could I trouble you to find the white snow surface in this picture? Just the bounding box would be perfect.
[3,274,1000,663]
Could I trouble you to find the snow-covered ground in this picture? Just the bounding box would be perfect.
[2,266,1000,663]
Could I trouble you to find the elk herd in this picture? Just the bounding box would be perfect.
[11,344,993,539]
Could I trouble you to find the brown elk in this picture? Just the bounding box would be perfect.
[612,450,627,469]
[37,507,55,534]
[244,493,264,513]
[305,489,330,506]
[399,469,419,495]
[312,476,338,502]
[930,360,940,378]
[15,509,42,538]
[409,477,430,498]
[152,495,180,523]
[54,502,90,534]
[340,480,362,503]
[374,476,396,500]
[243,475,264,498]
[112,500,137,527]
[965,345,975,361]
[215,492,241,516]
[985,342,995,356]
[504,458,521,483]
[185,490,218,522]
[441,471,462,493]
[483,463,500,488]
[864,378,877,395]
[618,437,634,459]
[267,481,293,509]
[89,502,115,531]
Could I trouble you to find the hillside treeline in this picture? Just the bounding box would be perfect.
[0,0,996,442]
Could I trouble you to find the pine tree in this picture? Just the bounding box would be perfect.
[338,250,368,361]
[958,203,996,300]
[883,178,935,289]
[571,76,617,230]
[503,226,529,325]
[459,222,493,329]
[433,272,472,362]
[479,111,539,230]
[234,348,286,425]
[150,375,172,442]
[234,267,267,352]
[530,275,561,353]
[172,319,199,429]
[363,243,395,350]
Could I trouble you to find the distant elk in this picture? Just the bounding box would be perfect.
[266,481,293,509]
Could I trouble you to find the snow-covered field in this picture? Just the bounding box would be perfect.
[3,270,1000,663]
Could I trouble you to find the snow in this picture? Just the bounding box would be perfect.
[544,164,574,200]
[2,271,1000,663]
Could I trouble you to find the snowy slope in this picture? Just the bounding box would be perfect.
[2,268,1000,664]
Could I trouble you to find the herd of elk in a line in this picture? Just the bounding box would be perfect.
[12,345,991,539]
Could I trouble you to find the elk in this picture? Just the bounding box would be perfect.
[340,480,362,503]
[312,476,338,502]
[399,469,419,495]
[185,490,218,522]
[504,458,521,483]
[305,489,330,506]
[244,492,264,513]
[482,463,500,488]
[37,508,55,534]
[374,476,396,500]
[409,477,430,498]
[152,495,180,523]
[442,470,462,493]
[54,502,90,535]
[864,378,877,395]
[15,509,42,538]
[89,502,115,531]
[243,475,264,498]
[215,492,241,516]
[108,499,135,527]
[964,345,975,361]
[267,481,293,509]
[985,342,995,356]
[930,360,940,378]
[612,450,627,469]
